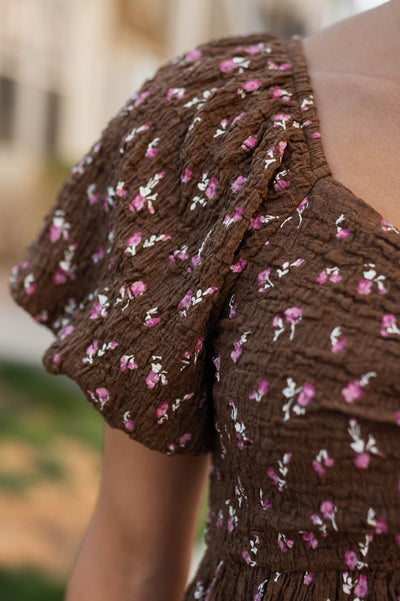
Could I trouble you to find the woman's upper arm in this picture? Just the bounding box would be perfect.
[96,423,210,582]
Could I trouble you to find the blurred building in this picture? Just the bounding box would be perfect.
[0,0,384,268]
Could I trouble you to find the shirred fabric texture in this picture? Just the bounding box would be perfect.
[9,31,400,599]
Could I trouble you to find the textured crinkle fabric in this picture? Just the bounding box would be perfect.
[9,31,400,599]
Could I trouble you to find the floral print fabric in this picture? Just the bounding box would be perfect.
[9,32,400,599]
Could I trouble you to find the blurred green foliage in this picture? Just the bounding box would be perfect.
[0,357,209,598]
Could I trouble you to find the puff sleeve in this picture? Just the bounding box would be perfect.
[9,32,290,455]
[8,38,246,456]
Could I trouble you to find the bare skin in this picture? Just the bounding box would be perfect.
[301,0,400,229]
[65,426,210,600]
[65,3,400,600]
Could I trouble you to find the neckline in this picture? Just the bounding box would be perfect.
[286,33,400,236]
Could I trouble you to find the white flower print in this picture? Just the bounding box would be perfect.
[356,262,388,295]
[231,330,251,363]
[330,325,348,353]
[189,171,219,211]
[82,339,118,365]
[347,417,385,469]
[335,213,351,239]
[129,170,165,213]
[281,377,316,421]
[228,399,254,449]
[312,448,335,476]
[145,355,168,389]
[381,313,400,337]
[267,452,292,492]
[50,209,70,242]
[272,306,303,342]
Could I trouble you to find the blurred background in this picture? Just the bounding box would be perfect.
[0,0,387,598]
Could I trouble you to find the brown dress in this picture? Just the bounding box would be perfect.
[9,31,400,599]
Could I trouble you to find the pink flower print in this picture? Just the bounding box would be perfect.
[120,354,138,372]
[304,572,315,585]
[316,265,343,285]
[242,42,264,54]
[354,574,368,598]
[272,307,303,342]
[53,353,61,365]
[273,113,292,130]
[267,60,292,71]
[205,177,218,199]
[59,324,74,340]
[91,246,104,264]
[257,268,273,292]
[301,531,318,549]
[86,183,100,205]
[330,326,348,353]
[230,258,247,273]
[381,313,400,337]
[348,417,385,469]
[273,171,290,192]
[223,205,244,228]
[380,217,400,234]
[281,377,315,421]
[34,309,50,324]
[320,500,339,531]
[114,281,147,312]
[312,131,321,139]
[166,87,185,101]
[227,294,237,319]
[277,532,294,553]
[254,578,269,601]
[50,209,70,242]
[297,382,315,406]
[134,90,150,107]
[242,534,260,567]
[249,379,269,402]
[71,152,93,175]
[357,262,387,295]
[367,507,388,534]
[145,137,159,158]
[341,370,376,403]
[335,213,351,239]
[220,56,250,73]
[128,171,165,214]
[23,273,37,296]
[345,549,358,570]
[143,307,161,327]
[124,232,142,256]
[228,399,254,449]
[237,79,262,97]
[156,401,169,424]
[145,356,168,389]
[177,432,192,448]
[87,387,110,410]
[83,339,118,365]
[54,243,77,284]
[267,452,292,492]
[190,171,218,210]
[271,85,292,101]
[357,279,373,294]
[185,48,202,61]
[103,185,117,212]
[395,411,400,425]
[214,117,230,137]
[90,293,109,319]
[115,181,128,197]
[230,330,251,363]
[312,449,335,476]
[178,286,218,318]
[181,168,192,183]
[123,410,134,431]
[241,135,258,151]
